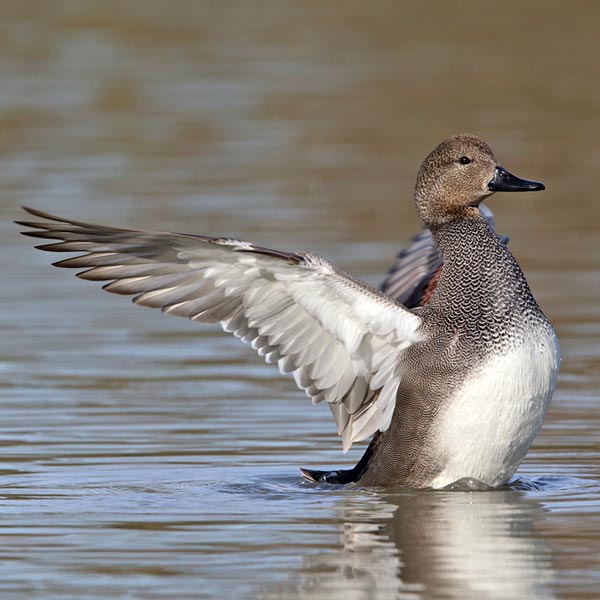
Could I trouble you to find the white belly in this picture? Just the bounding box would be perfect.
[429,329,560,489]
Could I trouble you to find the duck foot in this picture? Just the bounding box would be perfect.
[300,467,357,484]
[301,431,382,484]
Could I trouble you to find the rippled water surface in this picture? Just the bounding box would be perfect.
[2,2,600,598]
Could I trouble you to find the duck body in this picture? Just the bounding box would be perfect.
[17,134,560,489]
[357,215,559,488]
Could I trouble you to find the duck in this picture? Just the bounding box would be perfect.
[17,134,560,489]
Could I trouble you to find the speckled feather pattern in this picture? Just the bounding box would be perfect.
[359,215,558,487]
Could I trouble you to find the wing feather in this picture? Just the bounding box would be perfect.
[17,207,424,450]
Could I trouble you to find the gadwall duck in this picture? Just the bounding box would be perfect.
[17,134,560,489]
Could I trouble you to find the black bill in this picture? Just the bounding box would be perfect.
[488,166,545,192]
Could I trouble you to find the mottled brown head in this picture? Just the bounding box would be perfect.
[415,134,544,227]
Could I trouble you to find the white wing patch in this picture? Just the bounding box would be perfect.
[18,208,424,450]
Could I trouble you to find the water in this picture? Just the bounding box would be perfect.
[1,2,600,598]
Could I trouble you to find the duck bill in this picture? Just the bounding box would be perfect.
[488,166,545,192]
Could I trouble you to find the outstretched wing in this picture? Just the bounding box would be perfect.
[381,203,507,307]
[17,207,423,451]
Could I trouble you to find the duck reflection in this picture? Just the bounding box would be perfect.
[265,488,555,599]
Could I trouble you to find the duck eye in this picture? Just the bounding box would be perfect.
[459,156,472,165]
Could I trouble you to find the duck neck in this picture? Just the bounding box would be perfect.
[431,213,498,262]
[428,214,536,318]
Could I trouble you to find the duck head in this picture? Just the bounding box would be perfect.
[415,134,545,227]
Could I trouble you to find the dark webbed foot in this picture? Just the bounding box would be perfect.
[300,467,357,484]
[301,431,382,485]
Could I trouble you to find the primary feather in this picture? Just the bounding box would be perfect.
[17,207,423,451]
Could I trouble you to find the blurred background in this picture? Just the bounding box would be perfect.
[1,1,599,599]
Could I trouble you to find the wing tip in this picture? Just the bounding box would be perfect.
[19,206,62,221]
[342,436,352,453]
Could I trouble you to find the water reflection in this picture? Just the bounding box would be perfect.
[267,489,555,600]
